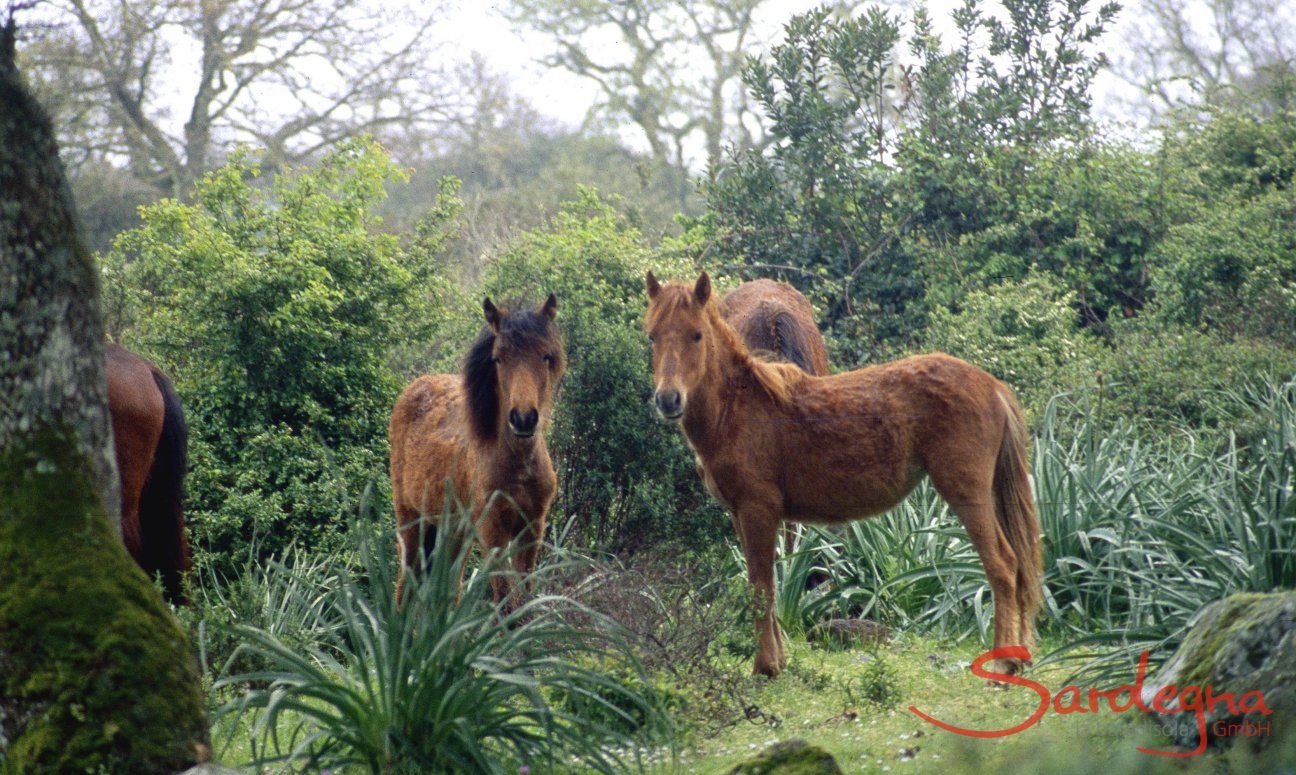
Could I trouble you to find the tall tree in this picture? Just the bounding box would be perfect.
[0,17,209,771]
[1116,0,1296,113]
[505,0,796,171]
[20,0,453,195]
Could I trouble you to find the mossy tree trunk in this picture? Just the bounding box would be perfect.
[0,19,209,773]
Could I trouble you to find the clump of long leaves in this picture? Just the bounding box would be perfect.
[760,377,1296,678]
[214,511,667,774]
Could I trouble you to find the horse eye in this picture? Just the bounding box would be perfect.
[691,332,703,343]
[491,356,501,364]
[647,334,655,344]
[543,354,554,365]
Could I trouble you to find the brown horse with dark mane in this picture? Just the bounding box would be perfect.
[721,279,829,377]
[390,295,565,607]
[105,343,190,605]
[644,272,1042,677]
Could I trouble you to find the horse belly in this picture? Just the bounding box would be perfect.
[780,444,920,524]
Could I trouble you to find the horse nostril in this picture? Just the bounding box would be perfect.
[655,390,682,415]
[510,408,539,434]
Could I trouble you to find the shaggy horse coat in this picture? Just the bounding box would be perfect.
[645,272,1042,677]
[390,295,564,606]
[106,343,190,604]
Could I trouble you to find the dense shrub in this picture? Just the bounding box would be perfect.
[1094,321,1296,433]
[479,191,726,552]
[102,140,462,569]
[702,2,1120,361]
[1150,189,1296,345]
[925,272,1103,414]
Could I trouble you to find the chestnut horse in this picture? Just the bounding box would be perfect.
[105,343,191,605]
[390,295,565,607]
[721,279,830,553]
[721,279,829,377]
[644,272,1042,677]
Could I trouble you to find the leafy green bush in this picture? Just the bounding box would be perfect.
[213,515,667,774]
[102,139,463,569]
[1094,321,1296,432]
[701,2,1119,360]
[479,190,724,551]
[925,273,1104,415]
[1150,189,1296,345]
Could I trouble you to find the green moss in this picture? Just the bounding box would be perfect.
[0,427,209,773]
[1175,593,1284,687]
[728,739,844,774]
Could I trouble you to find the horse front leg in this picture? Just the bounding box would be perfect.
[736,505,786,677]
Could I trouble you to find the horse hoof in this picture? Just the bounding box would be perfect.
[986,656,1027,682]
[753,660,783,678]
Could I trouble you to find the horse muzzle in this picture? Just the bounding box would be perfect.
[654,389,684,420]
[508,407,540,438]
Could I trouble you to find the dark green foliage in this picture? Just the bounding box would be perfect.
[728,739,844,775]
[102,140,465,569]
[925,272,1103,414]
[480,191,725,551]
[703,1,1120,361]
[1093,321,1296,432]
[0,429,209,773]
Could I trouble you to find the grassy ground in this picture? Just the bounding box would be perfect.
[655,634,1289,775]
[205,629,1293,773]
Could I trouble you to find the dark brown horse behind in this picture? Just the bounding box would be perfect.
[390,295,565,607]
[645,272,1042,678]
[721,279,829,377]
[106,344,190,604]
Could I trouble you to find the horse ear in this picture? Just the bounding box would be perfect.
[540,293,558,320]
[483,297,501,332]
[646,270,661,299]
[694,272,712,304]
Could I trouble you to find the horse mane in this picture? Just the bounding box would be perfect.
[462,305,564,444]
[463,330,500,443]
[702,298,804,409]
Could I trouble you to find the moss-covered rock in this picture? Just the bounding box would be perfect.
[0,430,210,773]
[1141,592,1295,753]
[728,738,844,774]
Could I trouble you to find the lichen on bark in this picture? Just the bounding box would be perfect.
[1,16,209,772]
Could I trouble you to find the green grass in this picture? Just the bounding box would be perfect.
[654,633,1291,774]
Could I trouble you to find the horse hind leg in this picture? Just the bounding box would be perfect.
[929,463,1025,675]
[955,499,1024,674]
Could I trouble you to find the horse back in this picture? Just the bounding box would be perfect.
[721,279,829,376]
[737,353,1009,522]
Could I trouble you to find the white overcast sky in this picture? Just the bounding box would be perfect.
[430,0,1147,144]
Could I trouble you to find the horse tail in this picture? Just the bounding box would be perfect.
[140,368,190,605]
[994,387,1042,624]
[771,310,818,375]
